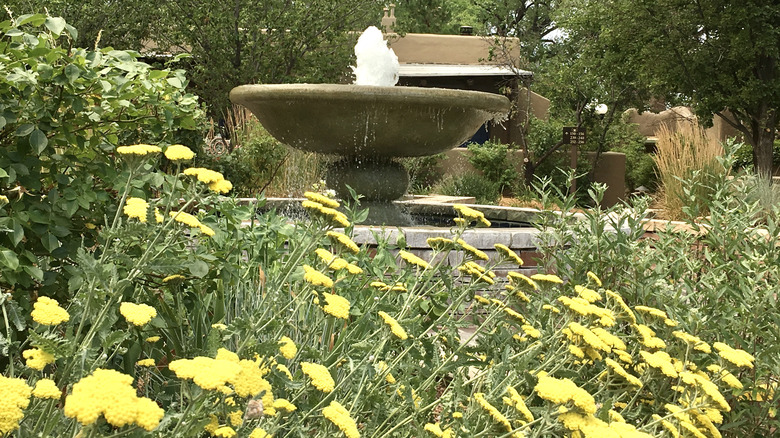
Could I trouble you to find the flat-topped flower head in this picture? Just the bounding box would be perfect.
[301,362,335,392]
[164,144,195,161]
[575,285,601,303]
[326,231,360,254]
[183,167,232,194]
[0,376,32,434]
[304,191,340,209]
[322,400,360,438]
[713,342,755,368]
[279,336,297,359]
[456,239,489,261]
[120,302,157,326]
[494,243,523,265]
[586,271,602,287]
[123,197,150,222]
[303,265,334,288]
[321,292,350,319]
[378,311,409,340]
[64,369,164,430]
[116,144,162,156]
[530,273,564,284]
[23,348,55,370]
[399,250,431,269]
[453,204,491,227]
[31,296,69,325]
[32,378,60,399]
[534,374,597,414]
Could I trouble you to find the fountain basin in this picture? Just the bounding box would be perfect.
[229,84,510,157]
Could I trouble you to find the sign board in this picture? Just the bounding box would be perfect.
[562,127,587,145]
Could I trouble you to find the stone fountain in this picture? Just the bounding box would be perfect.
[229,27,510,225]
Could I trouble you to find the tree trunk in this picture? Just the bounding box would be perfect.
[752,110,777,180]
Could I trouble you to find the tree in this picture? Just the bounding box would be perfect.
[596,0,780,178]
[154,0,383,115]
[392,0,457,34]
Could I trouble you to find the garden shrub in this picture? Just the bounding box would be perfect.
[466,140,521,195]
[0,14,206,301]
[534,164,780,438]
[0,140,757,437]
[432,172,501,204]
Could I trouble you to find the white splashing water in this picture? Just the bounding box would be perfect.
[351,26,399,87]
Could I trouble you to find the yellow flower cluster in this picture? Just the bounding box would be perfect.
[326,231,360,254]
[575,285,602,303]
[494,243,523,265]
[302,200,350,227]
[249,428,272,438]
[399,250,431,269]
[672,330,711,353]
[63,369,164,431]
[456,238,489,261]
[586,271,602,287]
[605,290,636,322]
[23,348,55,370]
[183,167,233,194]
[0,376,31,434]
[32,378,61,399]
[303,264,334,288]
[169,210,215,236]
[374,361,397,384]
[424,422,453,438]
[119,302,157,326]
[713,342,755,368]
[278,336,297,359]
[530,273,564,284]
[453,204,491,227]
[273,398,297,413]
[378,311,409,340]
[559,411,654,438]
[639,350,678,378]
[214,426,237,437]
[458,261,495,284]
[301,362,335,393]
[605,358,643,387]
[304,191,340,209]
[322,401,360,438]
[633,324,667,349]
[163,274,186,283]
[163,144,195,161]
[137,359,156,367]
[169,356,241,391]
[507,271,538,291]
[534,374,596,414]
[321,292,351,319]
[123,197,150,222]
[116,144,162,156]
[503,386,534,423]
[31,296,69,325]
[426,237,456,251]
[473,393,519,436]
[557,296,616,327]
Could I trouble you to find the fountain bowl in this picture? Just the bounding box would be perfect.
[229,84,511,157]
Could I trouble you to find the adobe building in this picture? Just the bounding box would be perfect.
[381,5,550,146]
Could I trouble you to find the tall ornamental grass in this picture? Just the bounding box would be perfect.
[653,121,726,220]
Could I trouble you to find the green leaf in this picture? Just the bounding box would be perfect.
[41,233,60,253]
[0,168,7,178]
[29,129,48,153]
[15,123,34,137]
[0,116,6,130]
[4,300,26,331]
[11,221,24,246]
[44,17,66,36]
[0,249,19,270]
[166,77,182,88]
[188,260,209,277]
[64,64,80,83]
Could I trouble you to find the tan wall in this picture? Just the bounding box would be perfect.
[388,33,520,65]
[436,149,627,207]
[625,106,742,143]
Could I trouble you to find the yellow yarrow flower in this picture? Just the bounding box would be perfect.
[456,238,489,260]
[640,350,678,378]
[0,376,32,434]
[503,386,534,423]
[214,426,237,438]
[713,342,755,369]
[23,348,54,370]
[273,398,297,413]
[278,336,297,359]
[424,422,453,438]
[119,302,157,326]
[303,265,334,288]
[326,231,360,254]
[169,210,201,228]
[32,378,60,399]
[323,400,360,438]
[586,271,602,287]
[494,243,523,265]
[399,250,431,270]
[473,393,514,434]
[453,204,491,227]
[426,237,456,250]
[123,197,150,222]
[321,292,350,319]
[534,374,597,414]
[301,362,335,393]
[162,274,186,283]
[249,428,272,438]
[30,296,69,325]
[116,144,162,156]
[163,144,195,161]
[137,359,156,367]
[507,271,538,290]
[574,285,601,303]
[304,191,340,209]
[672,330,711,353]
[378,311,409,340]
[63,369,164,430]
[530,273,564,284]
